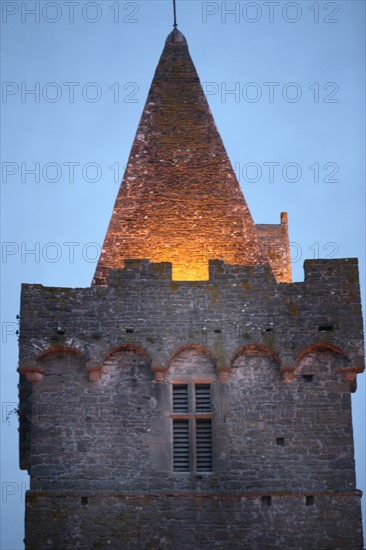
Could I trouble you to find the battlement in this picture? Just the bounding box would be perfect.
[19,257,364,392]
[93,257,361,287]
[304,257,360,281]
[105,259,276,286]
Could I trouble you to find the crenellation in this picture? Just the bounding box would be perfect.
[19,259,363,372]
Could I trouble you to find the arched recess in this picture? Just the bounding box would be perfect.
[38,345,84,360]
[100,345,155,455]
[230,344,282,388]
[295,343,350,378]
[232,344,281,367]
[296,343,348,363]
[168,344,216,380]
[19,346,87,475]
[104,344,151,363]
[101,344,152,386]
[36,345,85,377]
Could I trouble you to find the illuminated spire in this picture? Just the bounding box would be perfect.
[94,29,270,284]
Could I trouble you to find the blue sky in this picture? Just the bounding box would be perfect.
[1,1,365,548]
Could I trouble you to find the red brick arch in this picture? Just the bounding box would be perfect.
[296,343,349,364]
[37,345,84,361]
[103,344,151,363]
[168,344,216,367]
[231,344,281,366]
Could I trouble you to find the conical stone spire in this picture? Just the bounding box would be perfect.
[94,29,270,284]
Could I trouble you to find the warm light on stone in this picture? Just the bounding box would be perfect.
[93,28,276,286]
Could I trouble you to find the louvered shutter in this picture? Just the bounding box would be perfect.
[195,384,211,412]
[173,420,190,471]
[196,419,212,471]
[173,384,189,412]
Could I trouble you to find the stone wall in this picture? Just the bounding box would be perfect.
[22,346,358,494]
[18,258,365,548]
[257,212,292,282]
[25,493,363,549]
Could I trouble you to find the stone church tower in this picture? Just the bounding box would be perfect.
[18,28,364,549]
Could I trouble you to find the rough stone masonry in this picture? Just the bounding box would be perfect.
[18,28,364,549]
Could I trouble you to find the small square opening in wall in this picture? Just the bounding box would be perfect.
[302,375,314,382]
[265,327,274,333]
[81,497,88,506]
[276,437,285,446]
[306,495,315,506]
[125,328,134,334]
[261,496,272,506]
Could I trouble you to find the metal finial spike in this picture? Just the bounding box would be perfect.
[173,0,178,27]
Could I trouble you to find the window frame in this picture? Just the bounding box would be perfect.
[170,378,214,473]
